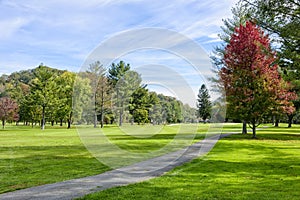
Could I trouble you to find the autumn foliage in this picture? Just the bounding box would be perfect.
[0,97,19,128]
[220,21,297,137]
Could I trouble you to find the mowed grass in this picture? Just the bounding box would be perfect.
[80,124,300,200]
[0,125,110,193]
[0,123,208,193]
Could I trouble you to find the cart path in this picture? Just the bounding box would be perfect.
[0,132,237,200]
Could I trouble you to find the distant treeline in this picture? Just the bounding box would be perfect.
[0,61,198,129]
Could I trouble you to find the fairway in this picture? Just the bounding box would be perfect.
[79,124,300,200]
[1,123,299,200]
[0,123,208,193]
[0,125,109,193]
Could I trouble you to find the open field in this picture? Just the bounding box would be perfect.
[1,123,299,199]
[80,124,300,200]
[0,125,109,193]
[0,123,209,193]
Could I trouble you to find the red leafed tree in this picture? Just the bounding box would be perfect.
[220,21,297,138]
[0,97,19,129]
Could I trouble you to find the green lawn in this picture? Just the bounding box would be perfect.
[0,125,109,193]
[1,123,299,199]
[0,123,207,193]
[79,124,300,200]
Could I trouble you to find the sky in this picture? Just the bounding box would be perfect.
[0,0,239,106]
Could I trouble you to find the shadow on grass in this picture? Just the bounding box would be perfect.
[79,129,300,200]
[108,133,205,141]
[0,145,110,194]
[222,133,300,141]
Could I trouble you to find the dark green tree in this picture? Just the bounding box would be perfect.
[197,84,212,122]
[114,70,142,126]
[129,86,150,124]
[108,61,130,87]
[108,61,144,126]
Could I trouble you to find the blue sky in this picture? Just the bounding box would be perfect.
[0,0,238,105]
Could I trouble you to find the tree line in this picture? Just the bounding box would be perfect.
[0,61,201,129]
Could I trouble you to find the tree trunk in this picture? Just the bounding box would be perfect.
[41,105,45,130]
[251,120,257,139]
[119,109,123,127]
[287,114,293,128]
[119,100,124,127]
[242,120,247,134]
[67,119,71,129]
[51,120,54,126]
[2,120,5,129]
[67,112,72,129]
[100,113,104,128]
[60,119,63,126]
[94,111,97,128]
[100,90,104,129]
[274,118,279,127]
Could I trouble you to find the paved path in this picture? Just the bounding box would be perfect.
[0,133,235,200]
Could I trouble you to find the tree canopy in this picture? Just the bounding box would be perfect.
[220,21,297,138]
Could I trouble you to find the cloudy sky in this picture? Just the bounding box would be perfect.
[0,0,238,105]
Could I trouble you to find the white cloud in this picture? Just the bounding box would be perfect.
[0,0,239,75]
[0,18,30,39]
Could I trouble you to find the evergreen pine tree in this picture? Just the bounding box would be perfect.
[197,84,212,122]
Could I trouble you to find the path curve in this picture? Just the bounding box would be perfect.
[0,133,234,200]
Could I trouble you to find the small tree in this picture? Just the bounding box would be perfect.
[0,97,19,128]
[197,84,212,122]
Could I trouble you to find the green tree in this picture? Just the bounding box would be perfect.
[129,86,150,124]
[30,65,58,130]
[86,61,111,128]
[108,61,144,126]
[158,94,183,124]
[114,70,142,126]
[197,84,212,122]
[55,71,76,128]
[182,104,197,123]
[148,92,163,125]
[108,61,130,87]
[73,76,92,125]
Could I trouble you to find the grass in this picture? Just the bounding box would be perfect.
[73,123,211,168]
[1,123,299,199]
[0,125,110,193]
[79,124,300,200]
[0,123,208,193]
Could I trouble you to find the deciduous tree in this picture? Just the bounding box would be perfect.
[0,97,19,128]
[30,65,58,130]
[220,21,297,138]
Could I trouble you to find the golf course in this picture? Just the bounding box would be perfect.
[0,123,299,199]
